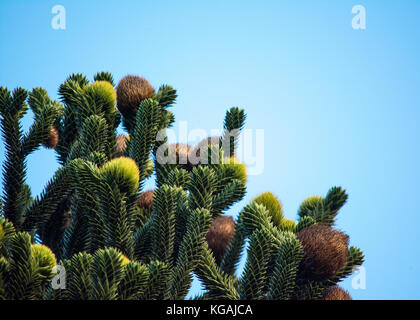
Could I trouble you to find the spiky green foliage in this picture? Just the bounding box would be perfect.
[96,177,136,258]
[295,215,316,233]
[221,107,246,157]
[94,71,115,86]
[0,220,57,300]
[127,98,160,190]
[44,247,154,300]
[188,166,218,211]
[0,87,60,231]
[117,261,149,300]
[21,166,72,252]
[267,232,303,300]
[195,242,240,300]
[165,168,191,189]
[239,227,274,299]
[326,246,364,286]
[0,218,15,256]
[0,72,363,301]
[149,185,178,266]
[220,221,246,276]
[154,84,177,108]
[56,75,87,164]
[297,187,348,226]
[169,208,212,299]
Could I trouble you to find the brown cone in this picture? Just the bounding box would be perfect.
[205,216,236,264]
[62,208,72,230]
[116,75,155,118]
[136,190,155,211]
[191,136,221,160]
[43,127,59,149]
[296,224,349,281]
[168,143,193,171]
[323,286,352,300]
[115,134,128,157]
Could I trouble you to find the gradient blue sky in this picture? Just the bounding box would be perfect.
[1,0,419,299]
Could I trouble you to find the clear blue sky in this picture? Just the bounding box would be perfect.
[1,0,419,299]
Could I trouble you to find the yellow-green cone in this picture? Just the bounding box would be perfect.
[31,244,57,279]
[85,80,117,114]
[278,218,297,232]
[252,192,284,227]
[298,195,324,218]
[99,157,140,193]
[222,157,247,184]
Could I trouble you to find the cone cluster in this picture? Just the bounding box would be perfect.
[115,134,128,157]
[296,224,349,280]
[137,190,155,211]
[116,75,155,118]
[43,127,59,149]
[322,286,352,300]
[205,216,236,264]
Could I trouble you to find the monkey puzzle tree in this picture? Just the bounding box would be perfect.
[0,72,364,300]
